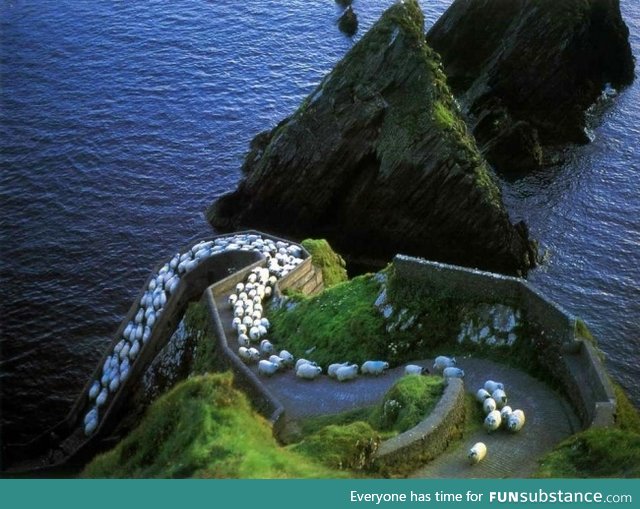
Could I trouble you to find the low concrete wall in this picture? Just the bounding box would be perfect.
[392,255,616,429]
[373,378,466,478]
[5,230,313,473]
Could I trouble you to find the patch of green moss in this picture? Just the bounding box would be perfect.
[301,238,348,288]
[82,373,342,478]
[535,428,640,478]
[613,383,640,434]
[290,421,380,472]
[270,274,386,366]
[369,375,444,433]
[184,301,216,375]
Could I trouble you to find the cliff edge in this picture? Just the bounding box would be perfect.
[207,0,536,275]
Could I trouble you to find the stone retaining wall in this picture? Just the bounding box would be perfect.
[372,378,466,478]
[393,255,616,428]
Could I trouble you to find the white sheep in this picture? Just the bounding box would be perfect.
[443,367,465,379]
[84,416,98,436]
[268,355,285,368]
[96,388,108,407]
[260,339,274,355]
[258,359,280,376]
[483,397,497,414]
[500,405,513,425]
[88,381,100,400]
[279,350,294,367]
[336,364,359,382]
[238,346,252,362]
[238,334,250,347]
[328,362,351,378]
[484,410,502,432]
[296,363,322,380]
[295,358,316,370]
[433,356,456,372]
[476,388,491,403]
[248,347,260,362]
[249,326,261,341]
[507,409,526,432]
[491,389,507,408]
[484,380,504,393]
[361,360,389,376]
[468,442,487,465]
[404,364,427,376]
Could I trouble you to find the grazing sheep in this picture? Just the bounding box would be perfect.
[500,406,513,425]
[109,375,120,393]
[468,442,487,465]
[260,339,274,355]
[279,350,294,367]
[404,364,428,376]
[238,334,250,347]
[476,388,491,403]
[491,389,508,408]
[84,416,98,436]
[258,360,280,376]
[507,409,526,432]
[484,380,504,393]
[268,355,285,368]
[336,364,359,382]
[433,356,456,372]
[483,397,497,414]
[89,381,100,400]
[96,388,108,407]
[443,367,465,379]
[361,360,389,376]
[295,358,316,370]
[328,362,351,378]
[247,347,260,362]
[119,343,130,361]
[238,346,252,362]
[128,340,140,360]
[249,326,261,341]
[296,363,322,380]
[484,410,502,432]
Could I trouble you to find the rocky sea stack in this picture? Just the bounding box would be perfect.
[426,0,635,173]
[338,6,358,37]
[207,0,536,275]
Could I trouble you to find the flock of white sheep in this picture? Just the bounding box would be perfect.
[82,233,305,437]
[429,355,527,465]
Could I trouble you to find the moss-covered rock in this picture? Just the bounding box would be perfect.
[427,0,635,173]
[301,238,347,288]
[207,0,536,276]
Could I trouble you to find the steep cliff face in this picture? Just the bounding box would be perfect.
[426,0,635,173]
[208,0,536,275]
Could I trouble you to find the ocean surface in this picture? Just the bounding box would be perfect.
[1,0,638,447]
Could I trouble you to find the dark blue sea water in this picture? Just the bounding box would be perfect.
[1,0,638,446]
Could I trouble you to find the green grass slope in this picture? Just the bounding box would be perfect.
[82,373,342,478]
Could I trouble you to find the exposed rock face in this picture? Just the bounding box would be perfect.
[426,0,635,174]
[207,0,536,275]
[338,6,358,37]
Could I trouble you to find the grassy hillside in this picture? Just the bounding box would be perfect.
[82,373,342,478]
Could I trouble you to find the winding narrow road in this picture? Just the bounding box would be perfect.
[217,292,581,478]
